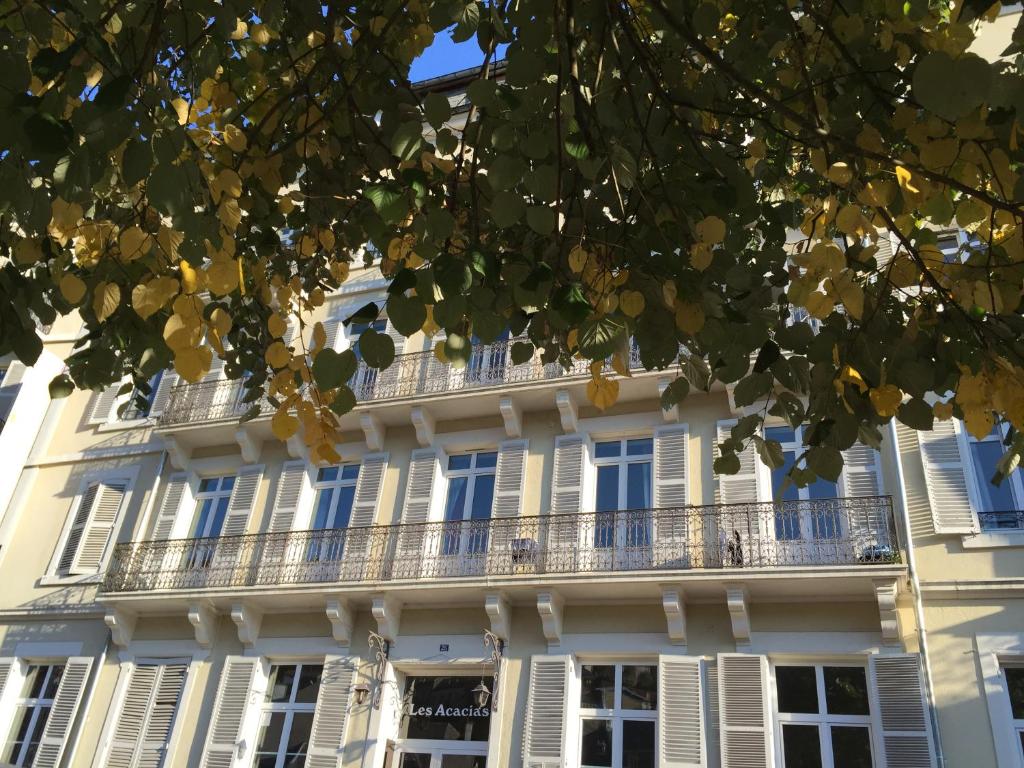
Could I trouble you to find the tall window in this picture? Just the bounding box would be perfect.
[1004,667,1024,760]
[774,664,874,768]
[2,664,65,766]
[309,465,359,561]
[253,663,323,768]
[123,370,165,420]
[967,425,1024,530]
[442,451,496,555]
[579,663,657,768]
[593,438,653,548]
[765,427,840,541]
[350,319,388,395]
[192,476,235,538]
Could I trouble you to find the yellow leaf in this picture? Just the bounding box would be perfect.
[180,260,201,293]
[805,290,836,319]
[895,165,919,194]
[962,406,994,440]
[223,124,247,153]
[218,199,242,231]
[695,215,726,244]
[838,365,868,394]
[835,204,864,236]
[171,97,190,126]
[674,301,705,334]
[268,314,288,339]
[272,404,300,440]
[828,271,865,319]
[312,321,327,352]
[318,228,336,251]
[619,290,645,317]
[611,352,632,379]
[216,168,242,200]
[568,245,588,273]
[266,341,291,368]
[49,198,83,245]
[689,242,714,271]
[857,180,896,207]
[131,277,179,319]
[60,273,86,304]
[586,375,620,411]
[827,162,853,186]
[93,281,121,322]
[174,345,213,383]
[278,196,295,214]
[209,307,232,336]
[118,226,151,261]
[662,281,678,307]
[919,138,959,171]
[298,233,317,257]
[207,258,240,295]
[933,400,954,421]
[251,23,271,45]
[869,384,903,418]
[157,226,183,261]
[15,238,43,265]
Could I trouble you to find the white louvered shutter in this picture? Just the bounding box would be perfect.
[869,654,936,768]
[718,654,771,768]
[34,656,93,768]
[0,658,14,700]
[402,449,437,525]
[551,435,585,513]
[321,318,344,353]
[655,425,689,508]
[201,656,260,768]
[70,479,127,574]
[523,655,573,768]
[89,384,121,424]
[269,461,309,532]
[107,664,158,767]
[350,453,388,528]
[152,473,189,540]
[659,655,706,768]
[149,371,179,418]
[715,421,763,504]
[918,421,978,533]
[306,655,355,768]
[875,232,895,271]
[57,483,99,574]
[841,442,883,498]
[222,465,263,537]
[138,662,188,768]
[493,439,528,518]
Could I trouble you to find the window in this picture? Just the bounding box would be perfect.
[253,663,322,768]
[2,664,64,766]
[442,451,497,555]
[55,477,129,576]
[579,663,657,768]
[395,676,491,767]
[935,229,982,264]
[107,661,188,768]
[192,476,235,539]
[122,370,165,420]
[1004,667,1024,760]
[774,664,874,768]
[967,425,1024,530]
[350,319,388,395]
[308,464,359,561]
[593,438,653,549]
[765,427,841,541]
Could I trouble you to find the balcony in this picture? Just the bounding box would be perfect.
[979,510,1024,531]
[102,497,900,599]
[158,339,644,427]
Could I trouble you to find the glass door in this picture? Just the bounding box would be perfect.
[440,452,496,576]
[592,438,654,571]
[349,319,388,399]
[395,676,490,768]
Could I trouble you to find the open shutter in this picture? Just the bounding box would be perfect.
[718,654,771,768]
[704,661,721,768]
[523,655,573,768]
[870,654,936,768]
[222,465,263,537]
[402,449,437,525]
[152,473,189,540]
[268,461,308,532]
[655,425,689,507]
[201,656,260,768]
[139,662,188,767]
[841,442,882,497]
[107,664,158,767]
[551,435,585,513]
[34,657,93,768]
[918,420,978,533]
[715,421,763,504]
[89,385,121,424]
[149,371,179,418]
[57,483,99,574]
[0,658,14,699]
[659,655,705,768]
[71,479,127,574]
[493,439,528,518]
[306,655,355,768]
[350,453,388,528]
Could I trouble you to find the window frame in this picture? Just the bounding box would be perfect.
[590,437,654,513]
[1001,665,1024,763]
[441,450,498,524]
[190,475,236,539]
[961,422,1024,526]
[577,661,658,768]
[1,662,64,767]
[309,464,360,531]
[252,661,324,768]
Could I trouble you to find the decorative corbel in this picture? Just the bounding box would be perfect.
[661,587,687,647]
[485,594,511,640]
[537,591,564,649]
[498,398,522,438]
[555,390,578,433]
[286,434,309,461]
[410,407,435,447]
[874,579,901,646]
[104,607,137,648]
[371,596,402,641]
[657,379,679,422]
[360,413,385,451]
[231,602,263,647]
[188,602,217,647]
[326,598,354,646]
[164,435,191,470]
[234,426,262,464]
[724,584,751,651]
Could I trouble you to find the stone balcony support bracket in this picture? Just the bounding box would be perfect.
[188,602,217,648]
[657,379,679,423]
[485,594,511,641]
[231,602,263,647]
[360,414,385,452]
[498,398,522,439]
[661,587,687,647]
[234,426,262,464]
[555,391,578,434]
[725,584,751,651]
[104,607,137,648]
[372,596,402,641]
[411,408,435,447]
[874,578,901,646]
[537,591,565,649]
[326,599,354,646]
[165,435,191,470]
[286,435,309,461]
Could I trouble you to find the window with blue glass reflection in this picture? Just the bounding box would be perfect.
[442,451,497,555]
[592,438,653,549]
[967,425,1024,528]
[308,464,360,562]
[765,427,841,542]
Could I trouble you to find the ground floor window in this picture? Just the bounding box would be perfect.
[2,664,64,766]
[394,676,490,768]
[1004,667,1024,760]
[774,664,874,768]
[578,663,657,768]
[253,663,322,768]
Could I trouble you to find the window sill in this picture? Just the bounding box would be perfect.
[96,417,155,433]
[37,573,103,587]
[962,531,1024,549]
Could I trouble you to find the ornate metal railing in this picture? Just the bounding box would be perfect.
[979,510,1024,531]
[159,339,644,425]
[102,497,900,593]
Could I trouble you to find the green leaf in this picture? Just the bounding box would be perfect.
[551,283,592,326]
[488,155,525,191]
[423,92,451,128]
[444,332,472,367]
[692,2,721,36]
[452,1,481,42]
[122,138,152,187]
[48,373,75,398]
[147,163,188,216]
[364,184,407,224]
[511,341,534,365]
[913,51,991,120]
[94,75,132,111]
[386,293,427,336]
[312,348,358,390]
[24,113,72,155]
[491,191,525,228]
[751,434,785,469]
[609,143,637,188]
[328,385,357,416]
[391,121,424,162]
[526,205,556,234]
[897,398,934,430]
[807,445,844,482]
[752,340,780,373]
[358,328,395,370]
[660,377,689,410]
[578,316,628,360]
[732,371,773,406]
[345,301,380,326]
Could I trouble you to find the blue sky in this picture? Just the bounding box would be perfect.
[410,31,507,81]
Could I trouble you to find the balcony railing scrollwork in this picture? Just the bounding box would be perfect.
[102,497,900,594]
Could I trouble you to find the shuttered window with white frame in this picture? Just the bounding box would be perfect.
[654,425,689,509]
[869,654,936,768]
[493,439,528,518]
[200,655,265,768]
[395,448,439,565]
[918,419,979,533]
[551,434,585,514]
[55,476,130,576]
[718,653,772,768]
[268,461,311,533]
[150,473,192,540]
[659,655,705,768]
[523,655,574,768]
[221,465,264,537]
[306,656,355,768]
[106,660,188,768]
[350,453,388,528]
[32,656,94,768]
[88,384,122,425]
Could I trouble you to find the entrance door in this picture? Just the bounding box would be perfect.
[394,747,487,768]
[395,676,491,768]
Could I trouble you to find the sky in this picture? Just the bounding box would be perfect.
[409,30,507,81]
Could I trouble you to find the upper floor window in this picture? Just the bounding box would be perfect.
[122,370,165,420]
[764,426,843,542]
[593,438,653,513]
[443,451,497,556]
[968,425,1024,530]
[254,663,323,768]
[192,476,235,539]
[1003,667,1024,761]
[936,229,982,264]
[2,664,64,767]
[579,663,657,768]
[311,465,359,531]
[774,664,875,768]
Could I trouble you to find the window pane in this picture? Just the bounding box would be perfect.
[24,666,47,698]
[594,441,621,458]
[622,720,656,768]
[580,719,613,767]
[476,451,498,468]
[311,489,335,530]
[41,665,63,698]
[776,666,819,714]
[581,665,616,708]
[399,754,432,768]
[621,665,657,710]
[626,438,653,456]
[210,497,229,537]
[256,711,286,752]
[221,476,236,491]
[440,757,486,768]
[806,475,838,500]
[444,477,469,521]
[288,711,314,752]
[1006,668,1024,719]
[824,667,869,715]
[331,486,356,529]
[269,665,297,702]
[193,499,213,537]
[341,464,360,481]
[782,723,823,768]
[766,427,796,445]
[471,474,495,520]
[831,725,873,768]
[295,664,323,704]
[971,441,1017,512]
[626,462,652,509]
[317,467,339,483]
[595,466,619,513]
[448,455,472,471]
[199,478,217,493]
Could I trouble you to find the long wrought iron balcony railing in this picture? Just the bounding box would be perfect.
[102,496,900,594]
[158,338,643,425]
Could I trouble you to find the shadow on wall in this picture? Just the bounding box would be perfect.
[18,582,101,611]
[0,617,95,655]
